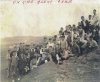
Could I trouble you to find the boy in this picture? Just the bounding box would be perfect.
[10,51,19,82]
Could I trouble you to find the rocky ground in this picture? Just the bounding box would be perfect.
[1,45,100,82]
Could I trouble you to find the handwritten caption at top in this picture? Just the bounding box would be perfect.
[13,0,72,4]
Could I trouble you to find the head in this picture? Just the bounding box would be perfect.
[60,27,63,31]
[74,37,78,42]
[77,36,80,42]
[87,31,90,34]
[67,31,70,36]
[89,36,93,41]
[78,25,82,30]
[20,53,24,59]
[73,24,76,28]
[53,36,57,43]
[11,51,17,57]
[61,35,65,40]
[65,25,68,30]
[88,15,92,20]
[93,9,96,15]
[81,16,85,21]
[73,28,77,33]
[56,43,60,48]
[68,25,71,28]
[44,37,47,41]
[54,35,57,39]
[49,38,52,42]
[68,25,72,31]
[78,22,81,26]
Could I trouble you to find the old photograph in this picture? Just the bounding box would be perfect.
[0,0,100,82]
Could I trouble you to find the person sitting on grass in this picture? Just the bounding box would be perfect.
[55,43,62,64]
[62,47,74,60]
[86,36,98,53]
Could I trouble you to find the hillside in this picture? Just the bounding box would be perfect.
[0,37,100,82]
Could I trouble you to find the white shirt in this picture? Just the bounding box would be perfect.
[47,42,55,49]
[82,20,86,26]
[65,35,68,41]
[91,14,99,26]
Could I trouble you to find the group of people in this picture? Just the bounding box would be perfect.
[6,9,100,82]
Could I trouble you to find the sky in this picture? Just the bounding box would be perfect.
[0,0,100,38]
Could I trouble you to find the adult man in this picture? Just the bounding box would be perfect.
[59,27,64,35]
[88,15,92,25]
[87,36,98,52]
[42,37,48,48]
[87,15,93,32]
[91,9,99,27]
[80,16,87,33]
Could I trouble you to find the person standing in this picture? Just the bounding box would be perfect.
[10,51,19,82]
[91,9,99,27]
[80,16,87,33]
[6,50,12,78]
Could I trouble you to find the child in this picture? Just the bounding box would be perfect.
[10,51,19,82]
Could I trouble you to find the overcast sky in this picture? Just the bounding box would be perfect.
[0,0,100,38]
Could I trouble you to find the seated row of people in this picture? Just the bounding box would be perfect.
[6,9,99,82]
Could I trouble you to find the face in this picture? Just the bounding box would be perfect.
[81,16,84,21]
[56,44,60,48]
[61,28,63,31]
[44,38,47,41]
[74,30,77,33]
[49,39,52,43]
[73,25,75,28]
[13,52,17,56]
[89,38,93,41]
[77,37,80,41]
[89,15,92,19]
[93,10,96,15]
[68,25,71,28]
[87,31,90,34]
[78,22,81,26]
[65,26,68,30]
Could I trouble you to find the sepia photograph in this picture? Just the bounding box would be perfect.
[0,0,100,82]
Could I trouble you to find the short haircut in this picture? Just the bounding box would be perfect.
[90,36,93,39]
[93,9,96,12]
[81,16,84,19]
[89,15,92,17]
